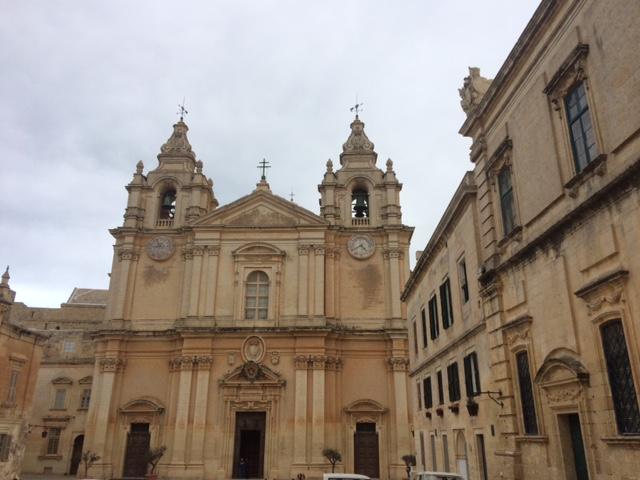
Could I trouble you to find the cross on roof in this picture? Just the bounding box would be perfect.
[177,98,188,122]
[350,99,364,117]
[289,190,295,202]
[257,158,271,181]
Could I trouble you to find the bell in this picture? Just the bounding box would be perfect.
[352,194,368,218]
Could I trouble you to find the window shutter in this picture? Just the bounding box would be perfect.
[464,355,472,397]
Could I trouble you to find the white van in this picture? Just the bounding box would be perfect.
[323,474,371,480]
[413,471,464,480]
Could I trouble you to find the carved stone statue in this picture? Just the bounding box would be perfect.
[459,67,492,115]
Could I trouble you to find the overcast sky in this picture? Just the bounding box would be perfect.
[1,0,540,308]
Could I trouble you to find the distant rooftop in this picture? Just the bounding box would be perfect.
[64,288,108,306]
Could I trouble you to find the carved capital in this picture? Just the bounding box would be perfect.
[294,355,309,369]
[207,246,221,256]
[169,355,196,371]
[99,357,126,373]
[118,249,139,262]
[310,355,327,370]
[387,356,409,372]
[314,247,325,256]
[298,245,310,256]
[182,247,194,260]
[192,247,205,257]
[383,248,403,260]
[195,355,213,370]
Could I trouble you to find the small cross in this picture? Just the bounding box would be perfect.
[257,158,271,180]
[177,98,188,122]
[289,191,295,202]
[350,98,364,117]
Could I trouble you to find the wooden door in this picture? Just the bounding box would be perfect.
[354,422,379,478]
[69,434,84,475]
[232,412,266,478]
[122,423,150,478]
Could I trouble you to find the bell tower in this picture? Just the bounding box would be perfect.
[318,115,403,227]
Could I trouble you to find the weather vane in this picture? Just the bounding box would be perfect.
[350,96,364,117]
[257,158,271,181]
[177,97,188,122]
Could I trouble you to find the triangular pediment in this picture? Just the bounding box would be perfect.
[193,190,327,228]
[220,361,286,387]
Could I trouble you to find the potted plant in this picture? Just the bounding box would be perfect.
[145,445,166,480]
[80,450,100,479]
[322,448,342,473]
[401,454,416,480]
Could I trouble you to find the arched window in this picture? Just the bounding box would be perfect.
[159,189,177,219]
[245,271,269,320]
[351,188,369,218]
[601,319,640,433]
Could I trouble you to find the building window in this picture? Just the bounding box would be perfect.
[440,279,453,329]
[458,258,469,303]
[437,370,444,405]
[53,389,66,410]
[515,351,538,435]
[464,352,482,397]
[7,371,19,404]
[423,377,433,409]
[412,320,418,354]
[601,320,640,434]
[47,428,61,455]
[0,434,11,462]
[430,434,437,470]
[442,433,450,472]
[351,188,369,218]
[244,271,269,320]
[63,340,76,353]
[80,389,92,410]
[565,82,598,173]
[421,307,428,348]
[447,363,461,402]
[416,382,422,410]
[428,295,439,340]
[159,189,177,219]
[498,167,517,236]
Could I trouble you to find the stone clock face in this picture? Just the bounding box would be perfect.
[347,234,375,260]
[146,236,175,261]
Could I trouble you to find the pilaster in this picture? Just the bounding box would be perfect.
[310,355,326,464]
[169,355,195,466]
[293,355,309,464]
[190,355,213,466]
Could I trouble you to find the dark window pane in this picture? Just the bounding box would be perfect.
[437,371,444,405]
[499,168,516,235]
[421,308,428,348]
[447,363,461,402]
[423,377,433,409]
[565,82,598,172]
[516,351,538,435]
[601,320,640,434]
[429,296,439,339]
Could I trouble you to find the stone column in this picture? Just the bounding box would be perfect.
[314,247,325,317]
[180,248,194,318]
[188,247,205,317]
[386,249,403,319]
[203,246,220,317]
[293,355,309,465]
[311,356,326,464]
[325,249,335,319]
[170,356,194,465]
[113,248,138,320]
[190,355,213,466]
[388,357,411,459]
[298,246,309,317]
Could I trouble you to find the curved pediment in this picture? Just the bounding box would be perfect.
[119,397,165,415]
[534,348,589,385]
[233,242,285,258]
[52,376,73,385]
[78,376,93,385]
[220,362,285,387]
[344,398,387,414]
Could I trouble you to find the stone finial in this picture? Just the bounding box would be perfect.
[1,266,9,287]
[326,159,333,173]
[386,158,394,172]
[135,160,144,174]
[160,121,195,157]
[196,160,203,174]
[459,67,492,115]
[342,116,375,153]
[207,177,213,187]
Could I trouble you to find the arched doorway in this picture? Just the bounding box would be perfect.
[455,431,469,480]
[69,434,84,475]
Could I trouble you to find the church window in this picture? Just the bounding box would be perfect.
[498,167,517,236]
[464,352,482,397]
[417,382,422,410]
[53,389,67,410]
[601,319,640,434]
[159,189,177,219]
[245,271,269,320]
[428,295,439,340]
[80,389,92,409]
[515,351,538,435]
[351,188,369,218]
[437,370,444,405]
[0,434,10,462]
[412,320,418,354]
[423,377,433,409]
[421,307,428,348]
[565,82,598,173]
[440,279,453,329]
[447,362,461,402]
[47,428,61,455]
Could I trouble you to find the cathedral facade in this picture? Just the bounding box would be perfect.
[77,115,413,479]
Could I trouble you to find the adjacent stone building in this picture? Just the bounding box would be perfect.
[405,0,640,479]
[0,269,45,479]
[48,113,414,480]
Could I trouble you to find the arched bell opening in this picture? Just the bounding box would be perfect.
[159,188,177,219]
[351,188,369,218]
